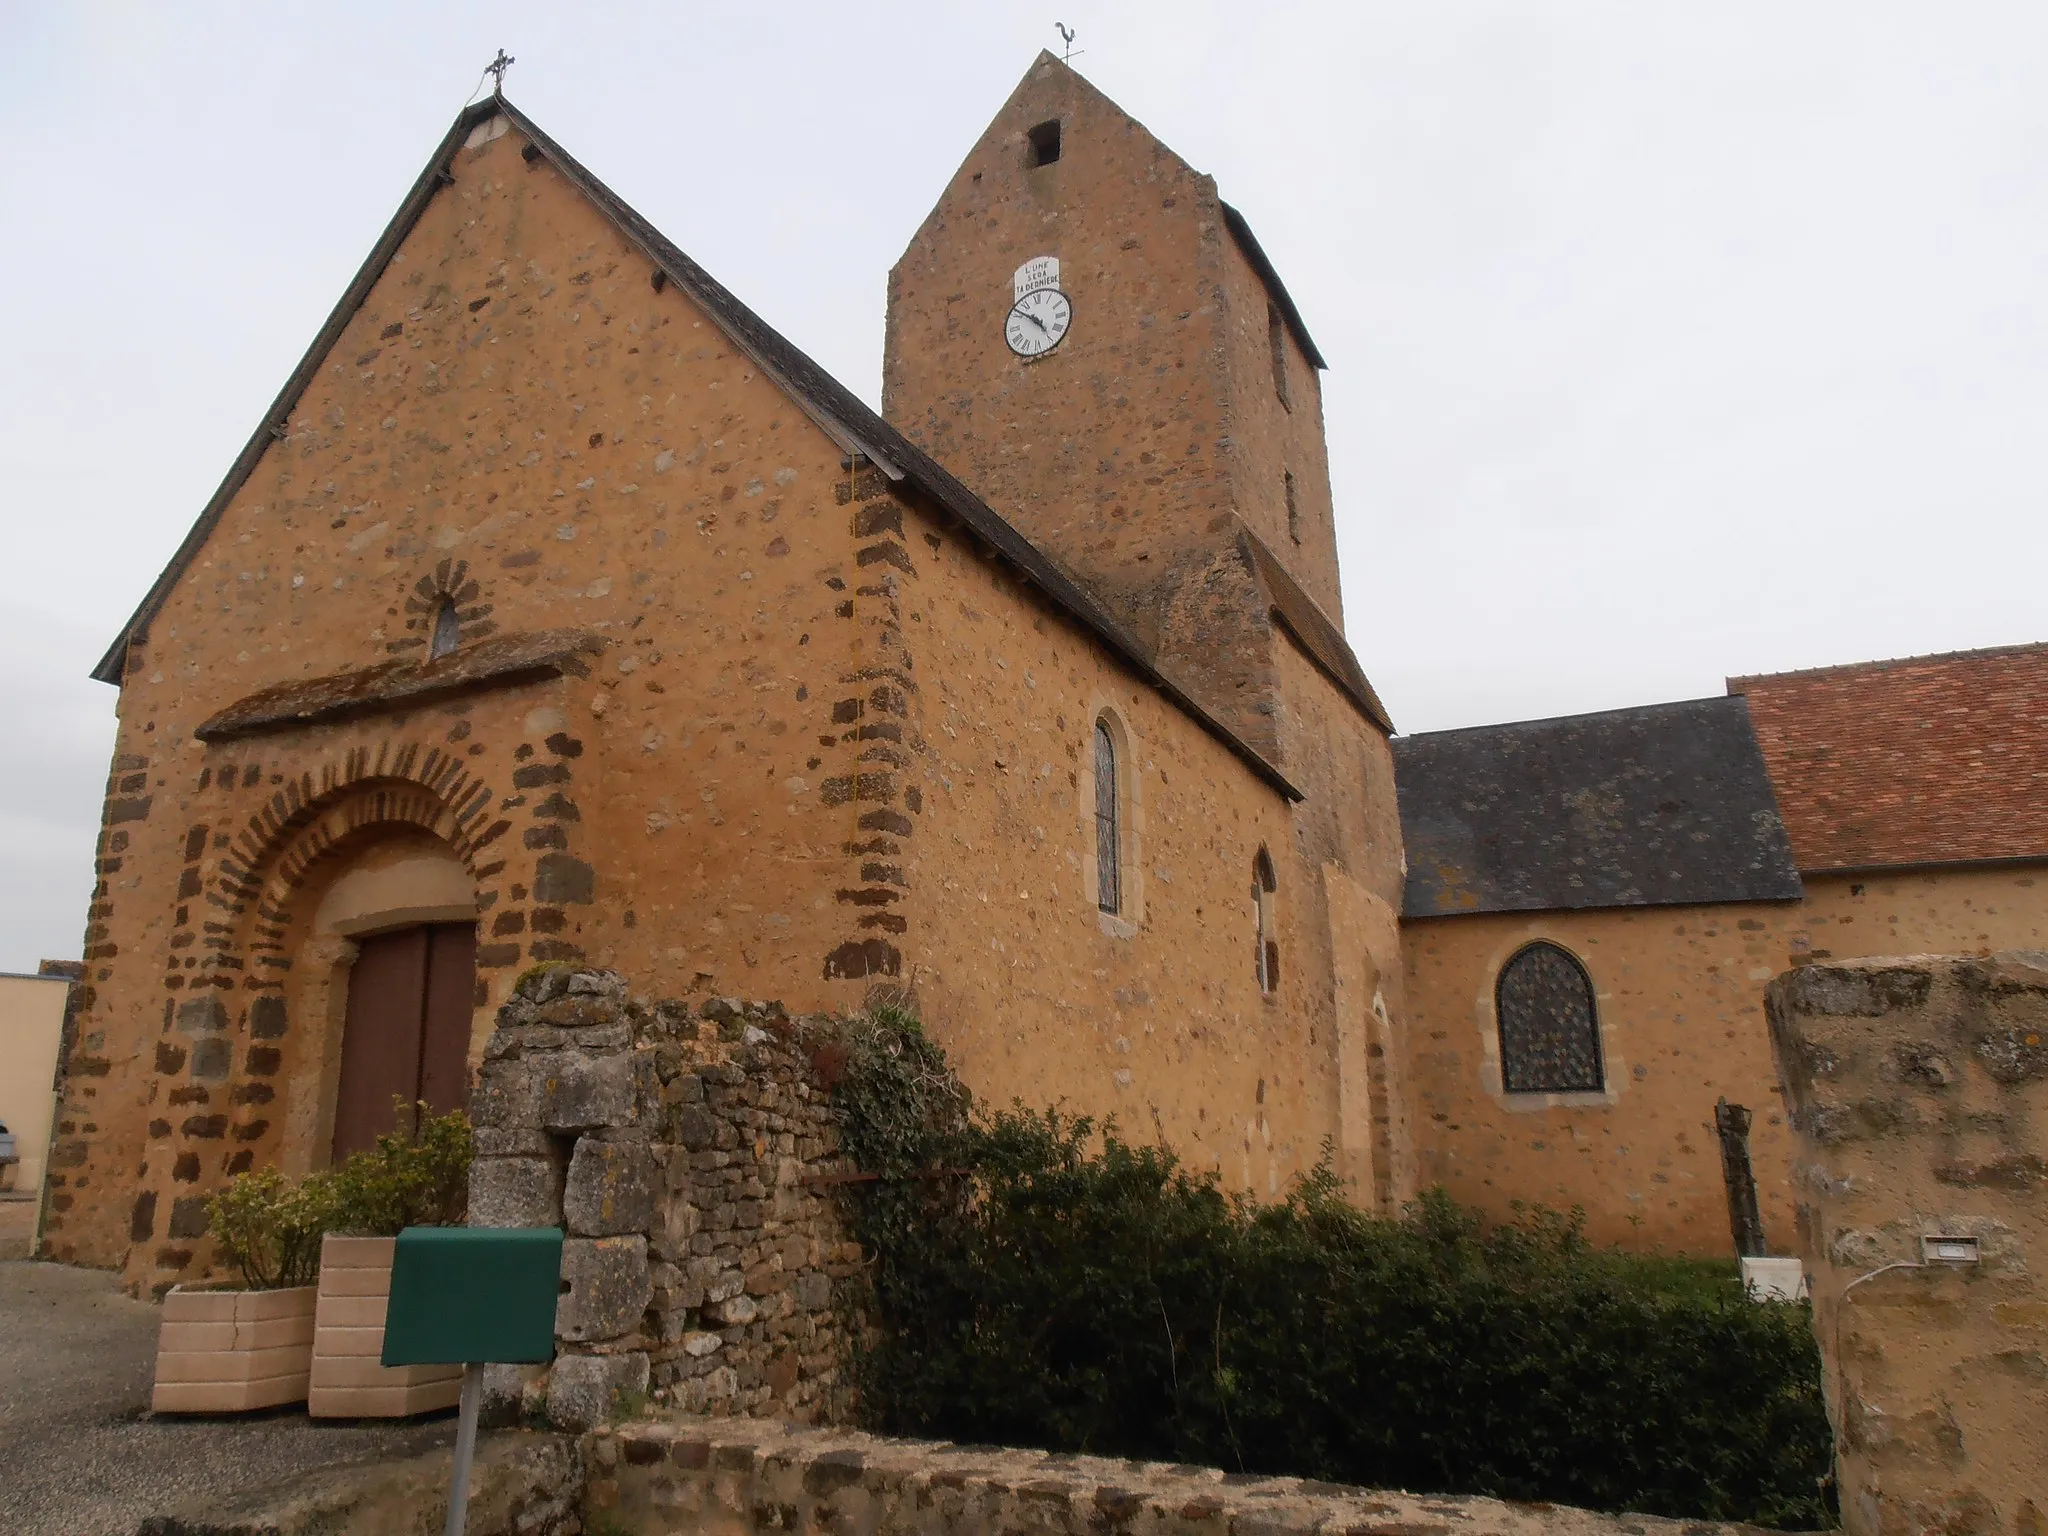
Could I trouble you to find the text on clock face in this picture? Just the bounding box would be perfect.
[1005,287,1073,356]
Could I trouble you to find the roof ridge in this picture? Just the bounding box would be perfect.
[1729,638,2048,690]
[1394,693,1744,745]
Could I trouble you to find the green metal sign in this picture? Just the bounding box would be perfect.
[382,1226,563,1367]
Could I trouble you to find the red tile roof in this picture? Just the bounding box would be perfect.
[1728,642,2048,872]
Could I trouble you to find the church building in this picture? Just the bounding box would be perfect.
[39,54,2048,1290]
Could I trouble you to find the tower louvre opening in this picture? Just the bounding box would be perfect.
[1026,119,1062,167]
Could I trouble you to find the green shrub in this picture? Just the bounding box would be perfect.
[205,1104,473,1285]
[322,1102,474,1235]
[204,1167,336,1290]
[831,1013,1835,1529]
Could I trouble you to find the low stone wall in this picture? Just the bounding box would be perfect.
[585,1414,1768,1536]
[1766,953,2048,1532]
[468,967,862,1429]
[126,1413,1793,1536]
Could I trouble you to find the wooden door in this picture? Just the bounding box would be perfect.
[418,923,477,1117]
[331,922,477,1160]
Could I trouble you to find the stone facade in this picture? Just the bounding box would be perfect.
[1766,953,2048,1531]
[876,51,1407,1213]
[471,966,858,1430]
[47,65,1413,1294]
[1401,901,1804,1253]
[1403,870,2048,1254]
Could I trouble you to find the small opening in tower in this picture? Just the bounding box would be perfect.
[1285,470,1300,544]
[1027,119,1063,167]
[1268,303,1292,410]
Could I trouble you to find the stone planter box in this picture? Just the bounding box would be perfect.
[151,1283,316,1413]
[307,1234,462,1418]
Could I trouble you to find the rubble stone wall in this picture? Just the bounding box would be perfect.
[584,1412,1769,1536]
[1766,952,2048,1532]
[469,966,860,1430]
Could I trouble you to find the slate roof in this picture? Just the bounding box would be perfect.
[1729,642,2048,872]
[1394,696,1803,917]
[85,94,1406,803]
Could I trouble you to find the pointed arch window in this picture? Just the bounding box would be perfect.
[428,598,462,661]
[1094,719,1120,914]
[1496,941,1604,1093]
[1253,847,1278,994]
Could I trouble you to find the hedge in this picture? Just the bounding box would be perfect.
[829,1010,1835,1529]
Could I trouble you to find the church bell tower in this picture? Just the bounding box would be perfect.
[882,53,1353,761]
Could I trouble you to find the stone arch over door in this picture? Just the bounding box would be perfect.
[200,758,509,1182]
[295,825,482,1165]
[116,727,619,1287]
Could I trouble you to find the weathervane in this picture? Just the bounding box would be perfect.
[1055,23,1081,63]
[485,48,515,97]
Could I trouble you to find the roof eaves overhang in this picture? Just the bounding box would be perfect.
[1220,202,1327,371]
[1401,888,1808,922]
[1795,852,2048,880]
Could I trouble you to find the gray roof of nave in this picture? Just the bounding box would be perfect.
[1393,695,1803,917]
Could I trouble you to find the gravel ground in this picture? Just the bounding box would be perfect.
[0,1260,456,1536]
[0,1195,36,1260]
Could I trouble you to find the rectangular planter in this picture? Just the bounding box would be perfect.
[308,1234,462,1417]
[151,1283,316,1413]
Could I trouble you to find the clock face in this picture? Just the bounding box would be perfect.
[1005,287,1073,357]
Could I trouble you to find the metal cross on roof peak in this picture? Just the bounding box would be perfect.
[485,49,515,97]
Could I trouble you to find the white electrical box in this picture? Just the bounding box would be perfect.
[1741,1256,1809,1301]
[1922,1235,1981,1265]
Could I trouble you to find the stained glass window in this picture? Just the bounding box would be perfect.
[1496,942,1603,1093]
[1094,721,1120,914]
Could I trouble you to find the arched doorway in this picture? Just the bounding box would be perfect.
[303,829,480,1160]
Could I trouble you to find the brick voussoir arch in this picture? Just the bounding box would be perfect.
[121,745,519,1288]
[201,741,514,987]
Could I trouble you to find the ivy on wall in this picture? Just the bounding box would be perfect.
[829,1011,1835,1529]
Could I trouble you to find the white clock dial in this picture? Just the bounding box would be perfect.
[1004,287,1073,357]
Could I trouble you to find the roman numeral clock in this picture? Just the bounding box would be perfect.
[1005,256,1072,358]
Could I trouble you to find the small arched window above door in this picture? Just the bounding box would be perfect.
[1495,941,1603,1093]
[1094,718,1121,914]
[428,598,462,661]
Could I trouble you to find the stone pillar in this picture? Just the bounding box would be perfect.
[468,968,861,1431]
[1765,954,2048,1532]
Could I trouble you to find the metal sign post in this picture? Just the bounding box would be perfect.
[383,1227,564,1536]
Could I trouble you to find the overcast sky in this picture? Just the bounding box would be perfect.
[2,2,2044,972]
